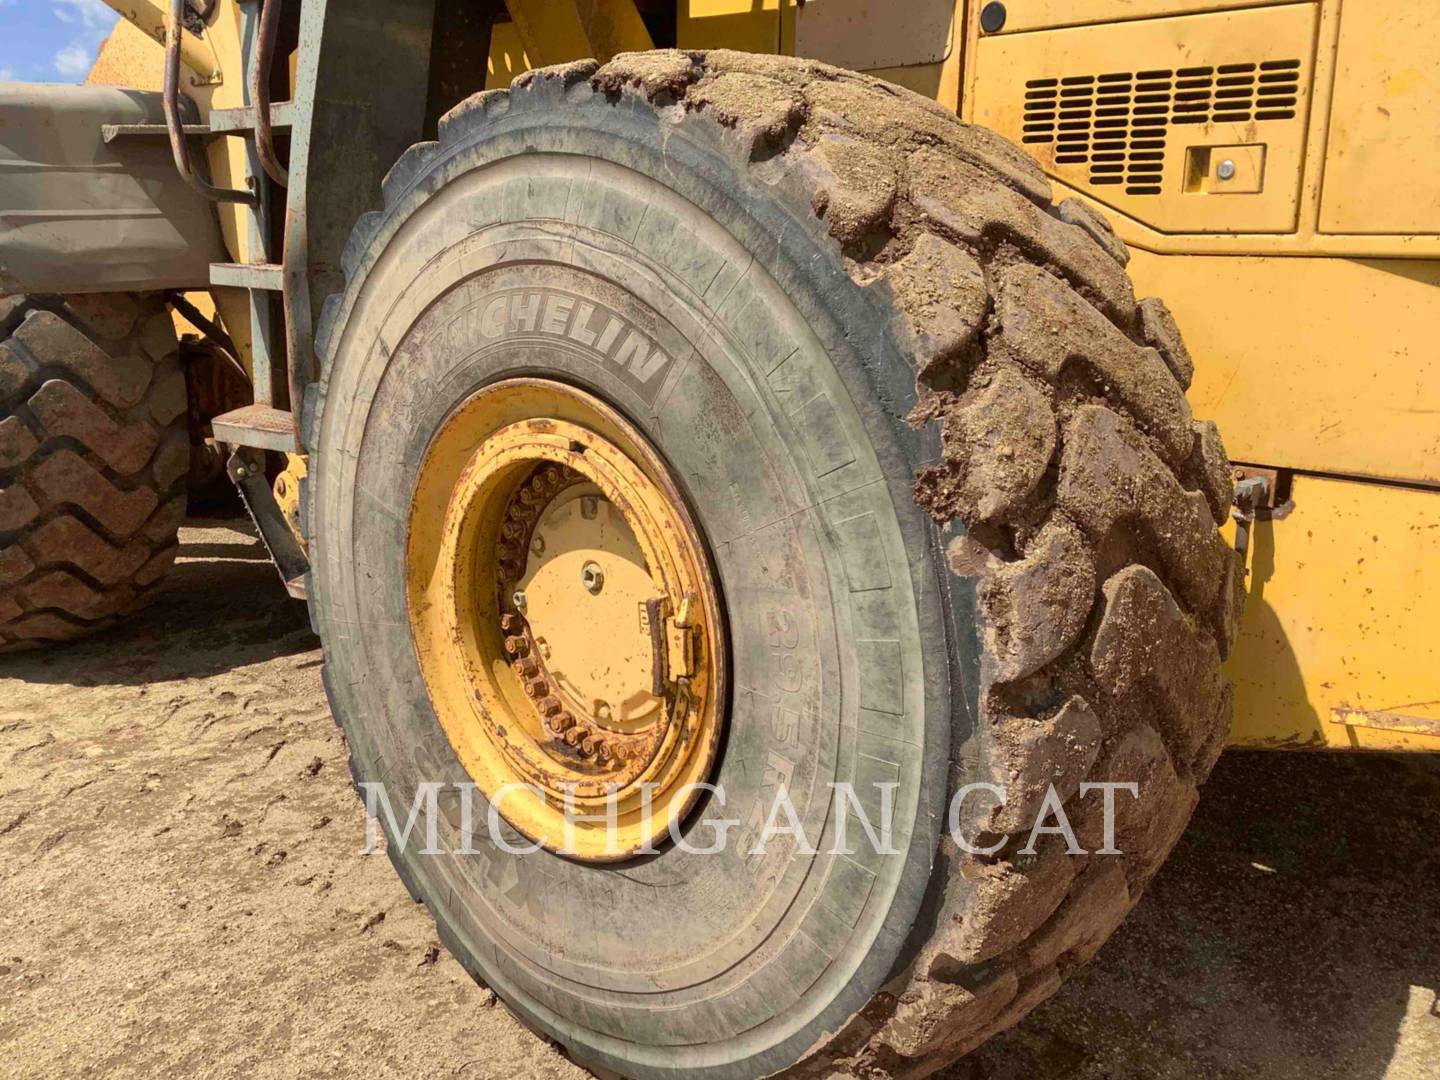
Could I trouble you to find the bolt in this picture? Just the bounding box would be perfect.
[596,702,612,722]
[550,712,574,733]
[582,562,604,595]
[512,590,527,613]
[234,465,248,479]
[581,735,597,756]
[535,637,551,660]
[531,534,546,556]
[1217,158,1237,181]
[580,496,599,520]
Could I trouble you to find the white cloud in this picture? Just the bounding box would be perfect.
[51,0,116,27]
[47,0,119,82]
[0,68,13,81]
[53,44,91,79]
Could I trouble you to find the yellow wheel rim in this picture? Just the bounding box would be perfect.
[406,379,725,861]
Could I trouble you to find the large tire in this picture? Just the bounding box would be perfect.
[306,51,1243,1079]
[0,293,188,651]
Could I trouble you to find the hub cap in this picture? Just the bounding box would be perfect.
[406,380,724,860]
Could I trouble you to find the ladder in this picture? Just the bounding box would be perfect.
[157,0,310,596]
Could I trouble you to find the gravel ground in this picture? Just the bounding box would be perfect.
[1,520,1436,1080]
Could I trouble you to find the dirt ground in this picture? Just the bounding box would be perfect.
[1,519,1436,1080]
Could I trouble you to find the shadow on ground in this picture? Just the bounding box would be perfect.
[0,518,316,688]
[948,749,1440,1079]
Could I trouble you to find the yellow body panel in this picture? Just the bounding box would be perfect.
[679,0,785,54]
[504,0,653,68]
[1227,475,1440,750]
[997,0,1285,35]
[964,0,1440,259]
[1319,0,1440,235]
[1125,249,1440,487]
[968,4,1319,235]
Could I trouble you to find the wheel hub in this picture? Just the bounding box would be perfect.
[406,380,725,861]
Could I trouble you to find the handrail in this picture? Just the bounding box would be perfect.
[252,0,289,187]
[163,0,257,205]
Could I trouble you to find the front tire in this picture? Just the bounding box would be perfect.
[307,51,1240,1078]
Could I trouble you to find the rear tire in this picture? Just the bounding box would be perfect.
[307,51,1242,1078]
[0,293,187,651]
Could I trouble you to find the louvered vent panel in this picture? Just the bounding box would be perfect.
[1022,58,1301,195]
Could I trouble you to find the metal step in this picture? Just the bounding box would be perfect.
[100,122,208,144]
[208,100,297,134]
[210,261,284,291]
[211,403,296,452]
[102,102,294,143]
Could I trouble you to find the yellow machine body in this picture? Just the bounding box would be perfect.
[88,0,1440,750]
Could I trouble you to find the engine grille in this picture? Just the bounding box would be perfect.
[1021,59,1302,195]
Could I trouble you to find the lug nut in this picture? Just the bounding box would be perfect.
[504,635,529,658]
[537,695,562,716]
[512,590,527,613]
[550,711,574,733]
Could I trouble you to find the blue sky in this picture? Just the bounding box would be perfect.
[0,0,121,83]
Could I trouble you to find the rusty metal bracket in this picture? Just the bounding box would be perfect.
[1231,465,1283,511]
[164,0,257,205]
[227,447,308,598]
[1232,474,1271,560]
